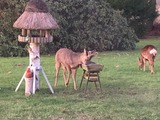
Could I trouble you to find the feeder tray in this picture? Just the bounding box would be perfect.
[18,35,53,43]
[81,64,104,72]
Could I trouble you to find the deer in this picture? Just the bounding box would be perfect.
[138,45,157,73]
[54,48,97,90]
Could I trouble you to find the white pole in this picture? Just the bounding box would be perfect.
[15,71,26,92]
[28,43,40,92]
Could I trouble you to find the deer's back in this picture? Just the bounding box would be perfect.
[55,48,81,66]
[141,45,157,59]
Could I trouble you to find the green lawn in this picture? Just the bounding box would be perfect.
[1,39,160,120]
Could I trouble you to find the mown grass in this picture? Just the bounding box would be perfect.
[1,39,160,120]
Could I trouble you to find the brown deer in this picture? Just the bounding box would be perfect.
[54,48,97,90]
[138,45,157,73]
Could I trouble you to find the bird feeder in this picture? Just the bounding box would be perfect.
[13,0,58,95]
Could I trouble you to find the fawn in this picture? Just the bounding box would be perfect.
[138,45,157,73]
[54,48,97,90]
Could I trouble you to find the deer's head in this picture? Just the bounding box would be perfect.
[81,49,98,65]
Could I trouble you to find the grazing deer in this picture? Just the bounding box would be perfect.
[54,48,97,90]
[138,45,157,73]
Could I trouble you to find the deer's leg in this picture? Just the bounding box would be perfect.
[62,64,68,87]
[148,59,154,73]
[71,69,77,90]
[142,58,146,71]
[65,66,71,87]
[54,62,61,87]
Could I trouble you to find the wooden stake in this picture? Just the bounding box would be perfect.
[45,30,50,38]
[22,29,27,36]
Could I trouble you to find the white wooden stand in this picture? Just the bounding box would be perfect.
[15,43,54,94]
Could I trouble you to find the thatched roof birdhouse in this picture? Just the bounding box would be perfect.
[14,0,56,94]
[13,0,59,43]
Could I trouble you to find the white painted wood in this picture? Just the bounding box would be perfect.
[32,66,36,94]
[29,43,40,91]
[41,66,54,94]
[15,71,26,92]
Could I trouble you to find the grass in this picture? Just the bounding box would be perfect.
[1,39,160,120]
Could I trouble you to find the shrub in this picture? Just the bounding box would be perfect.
[0,0,27,57]
[48,0,138,52]
[0,0,138,57]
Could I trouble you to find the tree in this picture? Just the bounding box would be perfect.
[0,0,28,57]
[107,0,157,38]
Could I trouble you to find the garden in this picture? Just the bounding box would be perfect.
[1,39,160,120]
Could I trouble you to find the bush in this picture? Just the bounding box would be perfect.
[48,0,138,52]
[0,0,138,57]
[0,0,28,57]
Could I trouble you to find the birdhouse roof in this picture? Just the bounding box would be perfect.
[25,0,49,13]
[13,0,58,30]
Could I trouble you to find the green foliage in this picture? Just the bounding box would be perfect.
[48,0,138,51]
[0,0,28,57]
[0,0,138,57]
[107,0,157,38]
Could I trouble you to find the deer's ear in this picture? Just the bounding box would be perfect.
[88,50,98,57]
[84,49,87,55]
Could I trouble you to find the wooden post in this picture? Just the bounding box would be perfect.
[45,30,50,38]
[27,29,31,36]
[40,30,45,37]
[22,29,27,36]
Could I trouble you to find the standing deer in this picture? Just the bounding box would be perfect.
[138,45,157,73]
[54,48,97,90]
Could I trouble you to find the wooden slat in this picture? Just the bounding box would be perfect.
[18,35,53,43]
[82,64,104,72]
